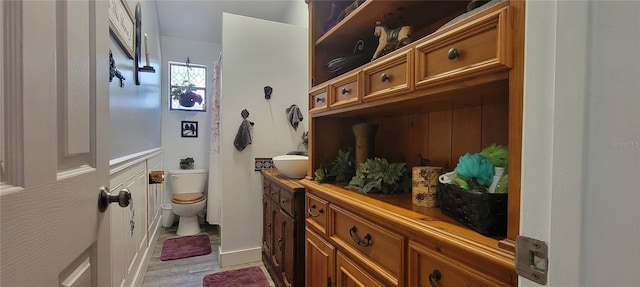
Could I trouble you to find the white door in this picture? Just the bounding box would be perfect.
[521,1,640,286]
[1,1,114,286]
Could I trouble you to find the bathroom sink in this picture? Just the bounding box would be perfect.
[272,155,308,179]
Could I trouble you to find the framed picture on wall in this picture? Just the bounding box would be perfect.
[181,121,198,138]
[108,0,135,59]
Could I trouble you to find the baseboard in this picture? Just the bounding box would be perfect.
[218,246,262,267]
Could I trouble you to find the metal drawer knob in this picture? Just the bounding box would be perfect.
[341,88,350,95]
[316,97,326,103]
[380,73,390,82]
[447,47,459,60]
[429,269,442,287]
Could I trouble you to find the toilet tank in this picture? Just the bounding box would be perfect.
[168,169,208,194]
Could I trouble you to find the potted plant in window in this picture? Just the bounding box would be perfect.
[171,81,203,108]
[179,157,195,169]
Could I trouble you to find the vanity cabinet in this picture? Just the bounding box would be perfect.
[305,0,525,286]
[261,170,305,287]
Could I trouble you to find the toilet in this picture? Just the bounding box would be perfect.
[168,169,208,236]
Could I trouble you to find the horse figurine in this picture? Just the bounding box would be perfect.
[372,21,412,61]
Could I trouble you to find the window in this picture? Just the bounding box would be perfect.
[169,61,207,111]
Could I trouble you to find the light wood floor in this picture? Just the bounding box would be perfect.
[141,224,275,287]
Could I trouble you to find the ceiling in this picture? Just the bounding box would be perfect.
[156,1,295,43]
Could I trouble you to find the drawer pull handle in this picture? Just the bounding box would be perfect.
[380,73,390,82]
[428,269,442,287]
[281,199,288,204]
[341,88,350,95]
[308,204,324,217]
[349,226,372,247]
[278,237,283,248]
[447,48,459,60]
[316,97,326,103]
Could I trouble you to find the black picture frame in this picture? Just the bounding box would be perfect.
[181,121,198,138]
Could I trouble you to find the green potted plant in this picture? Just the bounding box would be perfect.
[171,81,203,108]
[179,157,194,169]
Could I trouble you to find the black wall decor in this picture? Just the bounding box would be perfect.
[134,3,155,86]
[181,121,198,138]
[264,86,273,99]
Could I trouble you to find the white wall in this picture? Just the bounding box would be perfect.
[109,0,163,160]
[160,36,221,202]
[282,0,309,28]
[219,13,308,266]
[521,0,639,286]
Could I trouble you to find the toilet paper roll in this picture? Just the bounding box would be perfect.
[149,171,164,184]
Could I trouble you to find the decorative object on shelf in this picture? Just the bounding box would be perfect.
[352,122,378,169]
[455,153,495,189]
[345,157,411,194]
[181,121,198,138]
[179,157,195,169]
[109,49,125,87]
[372,21,413,61]
[336,0,365,23]
[327,40,371,77]
[412,166,444,207]
[323,3,343,32]
[234,109,254,152]
[108,0,134,59]
[323,0,365,33]
[286,104,303,131]
[264,86,272,99]
[313,149,355,183]
[436,0,503,32]
[438,183,508,236]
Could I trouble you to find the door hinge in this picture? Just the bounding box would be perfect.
[515,235,548,285]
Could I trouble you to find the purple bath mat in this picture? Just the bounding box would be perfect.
[160,234,211,261]
[202,266,270,287]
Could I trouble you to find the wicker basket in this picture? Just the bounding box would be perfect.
[438,183,507,236]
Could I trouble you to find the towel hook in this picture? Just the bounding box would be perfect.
[241,109,254,126]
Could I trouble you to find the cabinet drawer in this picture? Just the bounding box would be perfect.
[305,193,328,234]
[415,7,510,88]
[309,86,328,113]
[264,180,279,203]
[329,73,360,108]
[363,50,413,100]
[329,205,404,285]
[408,241,514,287]
[279,188,295,216]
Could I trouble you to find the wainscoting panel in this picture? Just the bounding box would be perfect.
[109,148,163,287]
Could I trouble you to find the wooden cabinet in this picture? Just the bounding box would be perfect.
[305,0,525,286]
[262,170,305,287]
[305,228,335,287]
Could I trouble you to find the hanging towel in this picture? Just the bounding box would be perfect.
[286,104,303,131]
[234,119,254,151]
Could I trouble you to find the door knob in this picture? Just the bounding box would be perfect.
[99,186,131,212]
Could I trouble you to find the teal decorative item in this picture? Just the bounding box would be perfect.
[455,153,495,187]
